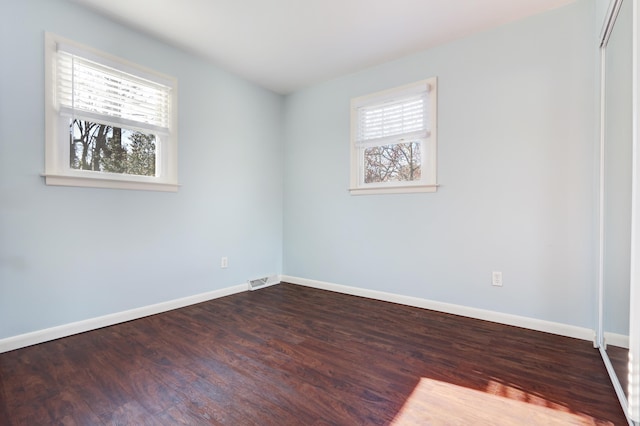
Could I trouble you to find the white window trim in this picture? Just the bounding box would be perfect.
[349,77,438,195]
[43,32,179,192]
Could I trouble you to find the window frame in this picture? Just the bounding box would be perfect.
[349,77,438,195]
[43,32,179,192]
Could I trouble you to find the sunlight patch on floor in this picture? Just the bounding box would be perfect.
[391,377,606,425]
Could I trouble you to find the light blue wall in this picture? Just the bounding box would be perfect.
[603,0,633,336]
[0,0,284,339]
[283,1,598,328]
[0,0,605,341]
[596,0,613,34]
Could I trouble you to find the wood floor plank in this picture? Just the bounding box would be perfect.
[0,283,628,425]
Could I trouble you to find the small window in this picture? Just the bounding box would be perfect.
[350,78,437,195]
[44,33,178,191]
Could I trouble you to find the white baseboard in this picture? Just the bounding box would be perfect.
[0,283,248,354]
[281,275,596,343]
[1,276,601,354]
[605,331,630,349]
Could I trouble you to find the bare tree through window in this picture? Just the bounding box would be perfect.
[69,119,156,177]
[364,141,422,183]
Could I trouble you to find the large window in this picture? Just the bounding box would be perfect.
[350,78,437,195]
[44,33,178,191]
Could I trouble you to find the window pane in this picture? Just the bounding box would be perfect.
[364,141,422,184]
[69,119,156,177]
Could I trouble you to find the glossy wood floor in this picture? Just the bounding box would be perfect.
[0,283,627,425]
[608,345,629,397]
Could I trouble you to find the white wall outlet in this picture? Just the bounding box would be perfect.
[492,271,503,287]
[221,256,228,269]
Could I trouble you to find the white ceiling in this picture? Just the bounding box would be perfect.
[70,0,577,94]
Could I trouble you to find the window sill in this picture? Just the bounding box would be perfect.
[349,184,439,195]
[42,173,180,192]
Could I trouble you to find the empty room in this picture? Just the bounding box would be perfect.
[1,0,638,424]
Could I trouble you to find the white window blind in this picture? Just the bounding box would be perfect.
[56,46,171,134]
[356,92,429,147]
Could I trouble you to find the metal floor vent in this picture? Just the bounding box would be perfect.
[248,275,279,291]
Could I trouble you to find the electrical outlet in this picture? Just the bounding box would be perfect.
[221,257,228,269]
[492,271,503,287]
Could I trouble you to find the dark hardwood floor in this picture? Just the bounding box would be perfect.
[608,345,629,397]
[0,283,627,425]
